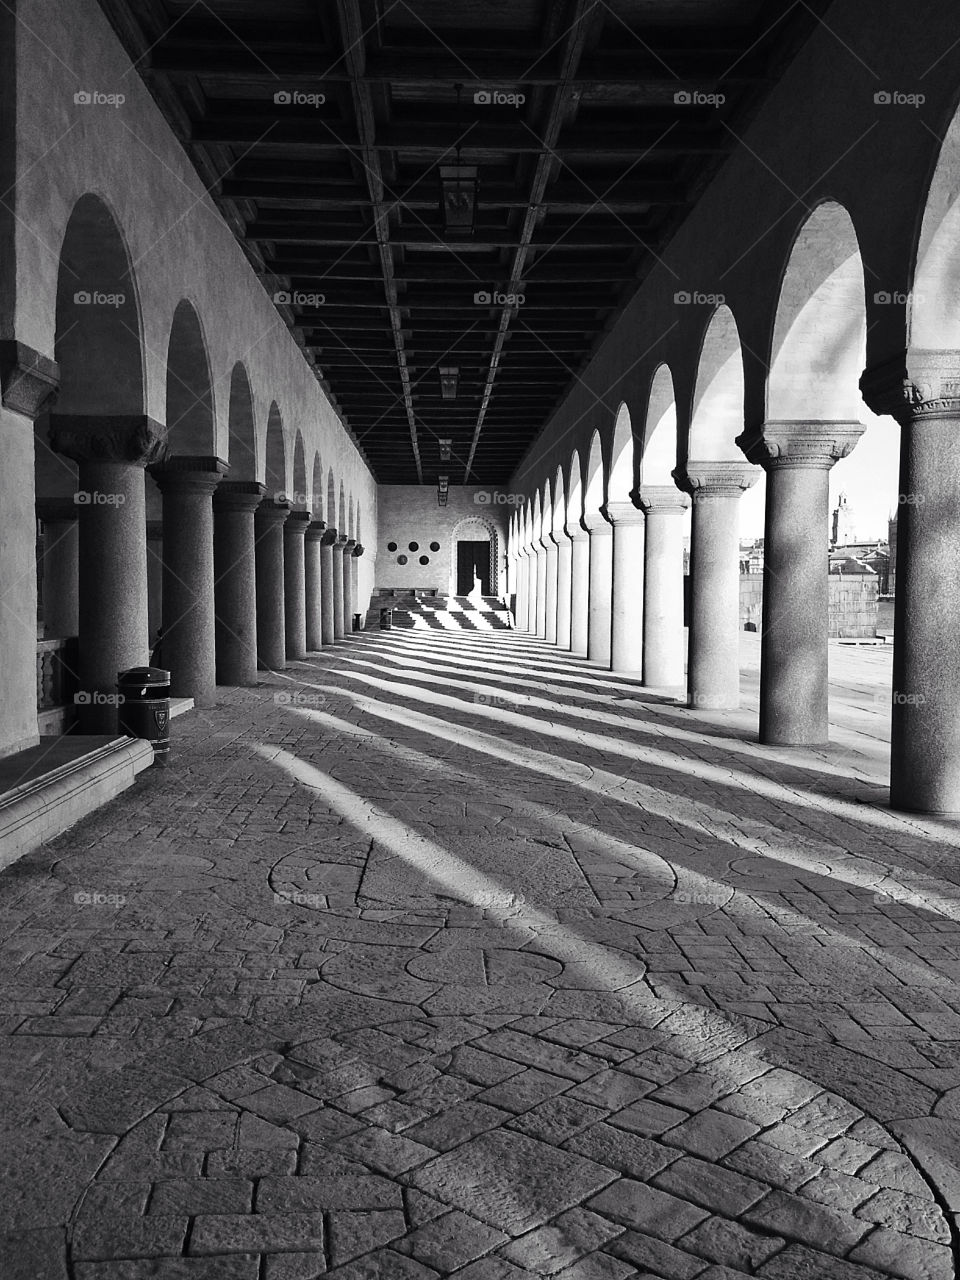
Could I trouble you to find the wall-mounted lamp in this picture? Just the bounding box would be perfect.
[438,438,453,461]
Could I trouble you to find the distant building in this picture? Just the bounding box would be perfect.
[832,492,857,546]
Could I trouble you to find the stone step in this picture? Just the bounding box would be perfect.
[0,735,155,872]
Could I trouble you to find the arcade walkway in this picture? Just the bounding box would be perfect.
[1,631,959,1280]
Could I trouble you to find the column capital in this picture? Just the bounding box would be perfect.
[213,480,265,514]
[305,520,327,542]
[674,460,759,496]
[548,526,570,546]
[255,497,290,526]
[284,510,312,537]
[36,496,79,523]
[320,527,338,546]
[861,349,960,424]
[567,523,590,543]
[736,420,864,470]
[0,341,59,419]
[342,538,357,553]
[149,455,228,496]
[49,413,169,466]
[334,534,349,549]
[636,485,691,514]
[603,499,646,526]
[582,510,613,535]
[352,543,364,557]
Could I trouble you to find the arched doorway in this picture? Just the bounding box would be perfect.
[450,517,499,597]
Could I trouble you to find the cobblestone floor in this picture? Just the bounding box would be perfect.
[2,629,960,1279]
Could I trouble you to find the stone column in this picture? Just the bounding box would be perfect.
[676,462,758,711]
[584,512,613,664]
[342,538,357,635]
[332,534,347,640]
[320,528,337,645]
[555,528,573,650]
[606,500,646,676]
[254,498,289,670]
[351,544,364,631]
[304,521,325,651]
[2,344,59,752]
[637,486,690,689]
[213,481,263,686]
[534,539,548,638]
[862,354,960,812]
[37,498,79,638]
[149,456,226,707]
[516,548,529,631]
[283,511,310,660]
[737,419,863,745]
[49,413,165,732]
[569,528,590,656]
[524,542,539,634]
[544,535,560,644]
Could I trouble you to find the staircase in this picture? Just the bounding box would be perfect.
[365,590,514,632]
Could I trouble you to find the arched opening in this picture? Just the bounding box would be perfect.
[348,497,355,540]
[165,300,215,456]
[227,363,258,482]
[608,403,635,503]
[567,451,583,533]
[450,517,499,597]
[264,403,286,500]
[552,466,566,535]
[338,482,346,532]
[639,364,678,486]
[311,453,324,521]
[584,430,605,517]
[291,432,308,512]
[326,470,337,531]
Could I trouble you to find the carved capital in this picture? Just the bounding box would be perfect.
[581,510,612,535]
[305,520,327,542]
[342,538,357,553]
[602,499,646,527]
[333,534,349,549]
[254,497,290,526]
[0,341,59,419]
[319,528,338,546]
[861,349,960,424]
[352,543,364,557]
[736,420,864,470]
[637,484,691,515]
[149,455,228,496]
[674,460,759,497]
[49,413,168,466]
[213,480,265,514]
[283,510,312,538]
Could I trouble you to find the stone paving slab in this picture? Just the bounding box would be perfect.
[0,630,958,1278]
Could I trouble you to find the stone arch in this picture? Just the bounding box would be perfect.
[54,193,144,417]
[165,300,215,456]
[689,305,747,460]
[338,482,346,531]
[911,105,960,347]
[355,501,362,544]
[608,402,635,501]
[551,466,566,534]
[326,469,337,531]
[640,364,678,485]
[291,432,308,511]
[448,515,501,596]
[310,453,324,520]
[567,451,583,532]
[264,402,286,499]
[533,489,544,544]
[584,429,606,515]
[348,497,355,540]
[768,201,867,421]
[227,363,258,482]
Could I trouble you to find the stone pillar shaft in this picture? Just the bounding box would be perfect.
[545,539,559,644]
[213,482,263,687]
[607,502,646,675]
[585,517,613,664]
[332,537,346,640]
[305,522,325,650]
[738,420,863,745]
[638,487,690,688]
[319,529,337,645]
[535,544,548,638]
[150,456,226,707]
[555,535,573,649]
[678,463,758,710]
[862,353,960,812]
[255,500,289,670]
[570,532,590,656]
[342,539,357,635]
[284,512,310,660]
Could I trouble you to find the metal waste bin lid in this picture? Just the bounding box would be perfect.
[118,666,170,685]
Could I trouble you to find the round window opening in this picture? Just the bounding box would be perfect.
[408,541,419,552]
[430,541,440,552]
[419,555,429,565]
[397,554,408,565]
[387,541,397,551]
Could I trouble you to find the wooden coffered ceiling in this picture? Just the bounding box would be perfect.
[96,0,831,484]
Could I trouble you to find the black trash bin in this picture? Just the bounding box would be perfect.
[379,607,393,631]
[352,612,362,632]
[117,667,171,764]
